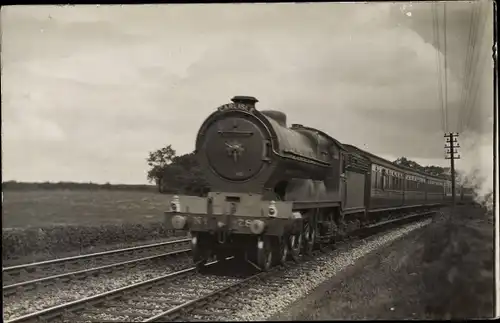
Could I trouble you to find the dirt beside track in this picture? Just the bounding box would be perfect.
[270,205,495,320]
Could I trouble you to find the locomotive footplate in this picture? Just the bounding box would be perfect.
[166,212,302,237]
[165,193,303,238]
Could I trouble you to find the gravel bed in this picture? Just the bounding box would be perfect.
[192,220,431,321]
[2,255,193,321]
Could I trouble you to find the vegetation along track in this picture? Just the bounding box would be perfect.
[2,238,191,296]
[4,209,436,323]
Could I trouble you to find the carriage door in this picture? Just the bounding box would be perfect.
[340,152,348,208]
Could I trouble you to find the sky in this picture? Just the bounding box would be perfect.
[1,2,495,195]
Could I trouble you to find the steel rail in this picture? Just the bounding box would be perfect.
[3,238,190,273]
[3,248,192,295]
[364,210,435,230]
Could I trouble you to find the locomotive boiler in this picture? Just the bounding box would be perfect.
[196,96,345,201]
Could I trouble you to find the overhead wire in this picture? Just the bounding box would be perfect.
[463,4,490,132]
[443,3,449,133]
[464,55,489,132]
[461,1,486,130]
[459,1,482,132]
[457,2,479,133]
[432,3,446,133]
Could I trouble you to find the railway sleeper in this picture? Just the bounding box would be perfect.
[118,303,165,311]
[133,296,186,305]
[192,309,224,316]
[80,308,147,318]
[212,302,244,309]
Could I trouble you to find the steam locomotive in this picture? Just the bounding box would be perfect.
[164,96,474,271]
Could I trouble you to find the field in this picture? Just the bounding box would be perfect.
[2,189,180,264]
[2,189,173,228]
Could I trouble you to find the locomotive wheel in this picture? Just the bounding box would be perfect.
[303,222,316,256]
[289,232,303,263]
[274,236,289,266]
[257,236,273,271]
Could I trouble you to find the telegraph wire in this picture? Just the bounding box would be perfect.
[443,3,449,133]
[464,49,489,132]
[463,19,490,133]
[461,1,489,132]
[459,0,482,132]
[464,2,488,132]
[457,2,479,133]
[432,3,446,133]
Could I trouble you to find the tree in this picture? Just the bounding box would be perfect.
[423,165,445,176]
[147,145,176,192]
[146,145,210,195]
[393,156,424,171]
[161,152,210,196]
[393,156,448,177]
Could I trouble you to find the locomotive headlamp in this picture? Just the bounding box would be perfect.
[217,221,226,228]
[171,215,187,230]
[268,201,278,218]
[170,195,181,212]
[250,220,266,234]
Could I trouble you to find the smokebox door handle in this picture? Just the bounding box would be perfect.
[218,131,254,137]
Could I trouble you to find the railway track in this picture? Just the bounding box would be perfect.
[2,238,191,295]
[4,209,436,323]
[5,259,262,323]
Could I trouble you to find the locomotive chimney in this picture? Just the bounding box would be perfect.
[231,96,259,107]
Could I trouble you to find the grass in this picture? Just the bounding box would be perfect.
[2,189,173,228]
[420,205,495,319]
[2,189,182,264]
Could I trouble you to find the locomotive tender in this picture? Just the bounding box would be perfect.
[164,96,474,271]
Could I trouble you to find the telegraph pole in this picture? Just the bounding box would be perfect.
[444,132,460,207]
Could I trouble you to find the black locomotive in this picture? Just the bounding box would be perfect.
[164,96,474,271]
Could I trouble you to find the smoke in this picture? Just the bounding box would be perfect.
[391,1,495,211]
[455,128,494,210]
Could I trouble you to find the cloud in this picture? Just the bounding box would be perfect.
[1,3,494,185]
